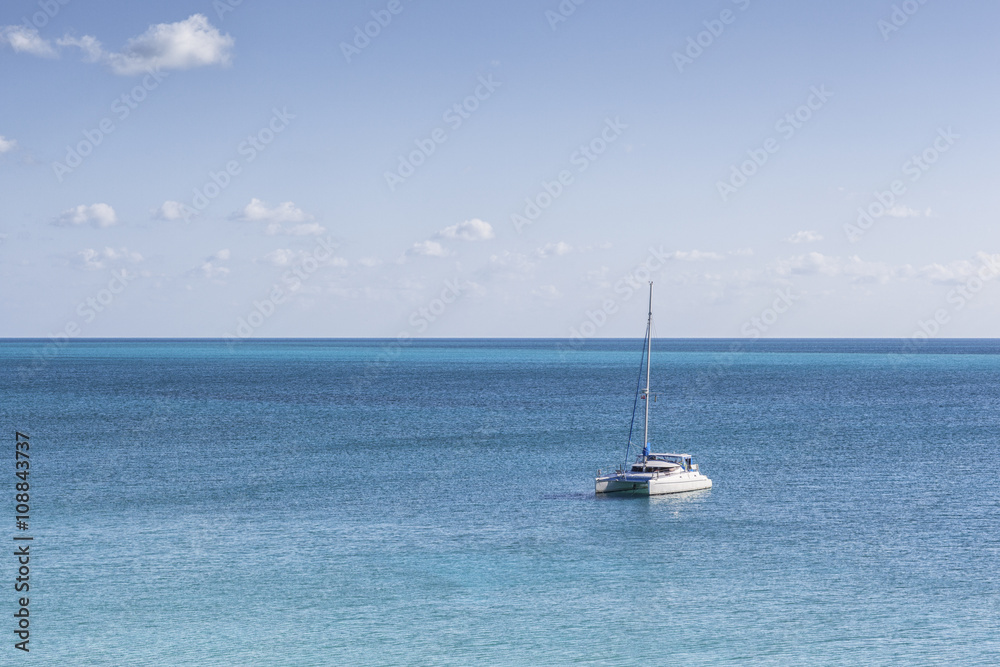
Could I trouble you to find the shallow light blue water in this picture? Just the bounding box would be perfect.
[2,338,1000,665]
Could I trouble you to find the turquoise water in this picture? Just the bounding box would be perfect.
[3,339,1000,665]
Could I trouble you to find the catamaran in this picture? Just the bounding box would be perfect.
[595,282,712,495]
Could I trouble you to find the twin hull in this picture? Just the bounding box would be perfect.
[595,472,712,496]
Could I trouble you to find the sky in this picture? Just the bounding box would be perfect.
[1,0,999,339]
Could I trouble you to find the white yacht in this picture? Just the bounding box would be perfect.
[595,282,712,496]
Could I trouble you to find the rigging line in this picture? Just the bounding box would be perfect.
[623,320,649,468]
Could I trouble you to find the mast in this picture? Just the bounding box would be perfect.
[643,281,652,458]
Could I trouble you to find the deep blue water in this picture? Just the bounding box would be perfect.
[2,338,1000,665]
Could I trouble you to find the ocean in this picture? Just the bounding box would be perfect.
[3,338,1000,665]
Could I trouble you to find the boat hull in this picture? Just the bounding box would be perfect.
[595,472,712,496]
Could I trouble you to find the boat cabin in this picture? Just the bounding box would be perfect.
[630,453,694,474]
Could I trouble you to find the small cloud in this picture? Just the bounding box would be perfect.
[262,249,297,267]
[531,285,561,299]
[673,250,724,261]
[770,252,910,284]
[54,203,118,228]
[56,34,103,62]
[534,241,572,258]
[408,240,451,258]
[0,25,57,58]
[886,206,924,218]
[918,253,1000,285]
[75,246,143,270]
[0,135,17,154]
[233,198,312,224]
[101,14,234,76]
[585,266,611,288]
[201,263,229,279]
[435,218,495,242]
[261,248,346,268]
[198,249,230,279]
[265,222,327,236]
[729,248,754,256]
[358,257,382,268]
[787,230,823,244]
[485,251,535,279]
[152,200,189,221]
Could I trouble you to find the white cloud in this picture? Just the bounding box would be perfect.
[54,203,118,228]
[729,248,754,256]
[585,266,611,288]
[485,251,537,280]
[673,250,724,261]
[200,263,229,279]
[0,25,57,57]
[76,247,143,270]
[0,135,17,153]
[435,218,495,241]
[5,15,233,75]
[886,205,928,218]
[918,253,1000,285]
[56,34,103,62]
[484,243,575,281]
[534,241,572,258]
[198,249,231,279]
[261,248,347,268]
[233,198,312,223]
[408,240,451,257]
[771,252,912,284]
[102,14,234,76]
[787,230,823,244]
[152,200,188,221]
[263,249,297,267]
[531,285,562,299]
[358,257,382,268]
[265,222,327,236]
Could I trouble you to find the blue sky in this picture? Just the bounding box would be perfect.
[2,0,999,338]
